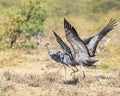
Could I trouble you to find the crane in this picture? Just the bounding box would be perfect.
[57,18,117,77]
[45,43,77,81]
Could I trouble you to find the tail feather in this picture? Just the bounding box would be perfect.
[85,59,98,66]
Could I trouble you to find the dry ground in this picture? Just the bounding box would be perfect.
[0,42,120,96]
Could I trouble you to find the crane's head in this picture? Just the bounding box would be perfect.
[45,43,49,47]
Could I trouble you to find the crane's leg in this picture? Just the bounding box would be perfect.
[70,66,79,77]
[70,66,79,80]
[65,65,78,79]
[80,64,85,79]
[63,65,66,81]
[57,65,78,80]
[57,65,67,81]
[92,65,99,81]
[57,65,64,73]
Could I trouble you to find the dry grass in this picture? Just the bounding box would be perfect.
[0,46,119,96]
[0,65,120,96]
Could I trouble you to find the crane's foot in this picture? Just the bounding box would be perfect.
[70,71,75,76]
[70,70,78,76]
[79,74,85,81]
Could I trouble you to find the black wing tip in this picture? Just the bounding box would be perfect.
[53,31,58,37]
[64,18,72,30]
[64,18,68,25]
[52,30,55,34]
[64,18,67,22]
[102,18,117,32]
[108,18,117,26]
[109,18,116,22]
[64,18,70,25]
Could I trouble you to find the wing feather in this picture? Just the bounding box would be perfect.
[84,19,117,56]
[53,31,72,54]
[53,31,74,60]
[64,18,90,59]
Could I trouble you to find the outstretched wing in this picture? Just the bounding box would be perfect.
[53,31,72,54]
[84,19,117,56]
[64,18,90,59]
[53,31,74,60]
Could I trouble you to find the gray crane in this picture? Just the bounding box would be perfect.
[57,19,117,75]
[45,43,77,81]
[54,21,98,78]
[63,18,117,79]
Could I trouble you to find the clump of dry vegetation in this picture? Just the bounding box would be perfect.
[0,66,120,96]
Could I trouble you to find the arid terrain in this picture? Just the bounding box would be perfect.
[0,35,120,96]
[0,0,120,96]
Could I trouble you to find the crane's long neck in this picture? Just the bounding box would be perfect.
[46,45,51,54]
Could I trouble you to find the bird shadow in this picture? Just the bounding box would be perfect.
[63,77,79,85]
